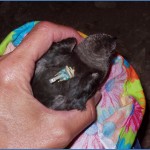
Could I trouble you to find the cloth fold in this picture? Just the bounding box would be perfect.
[0,21,145,149]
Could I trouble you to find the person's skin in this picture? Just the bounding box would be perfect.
[0,21,100,148]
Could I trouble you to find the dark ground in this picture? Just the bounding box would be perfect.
[0,2,150,148]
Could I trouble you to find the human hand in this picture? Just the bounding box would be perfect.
[0,22,100,148]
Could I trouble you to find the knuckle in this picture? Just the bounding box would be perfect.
[0,65,10,84]
[51,125,72,147]
[87,101,97,122]
[60,126,72,142]
[36,21,56,33]
[0,68,15,85]
[0,61,18,86]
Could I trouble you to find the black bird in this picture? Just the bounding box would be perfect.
[31,33,116,110]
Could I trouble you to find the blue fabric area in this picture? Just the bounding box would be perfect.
[85,123,98,135]
[124,59,130,68]
[117,138,131,149]
[12,21,38,47]
[102,122,116,138]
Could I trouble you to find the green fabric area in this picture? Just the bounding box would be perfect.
[0,31,14,55]
[0,21,39,56]
[124,79,145,108]
[119,127,136,148]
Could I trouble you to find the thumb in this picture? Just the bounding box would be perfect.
[13,21,83,63]
[5,21,83,82]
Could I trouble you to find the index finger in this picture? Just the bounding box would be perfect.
[12,21,83,63]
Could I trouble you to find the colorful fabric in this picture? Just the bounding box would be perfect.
[0,21,146,149]
[0,21,39,55]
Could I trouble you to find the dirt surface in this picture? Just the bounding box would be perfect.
[0,2,150,148]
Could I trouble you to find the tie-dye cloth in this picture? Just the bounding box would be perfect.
[0,21,146,149]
